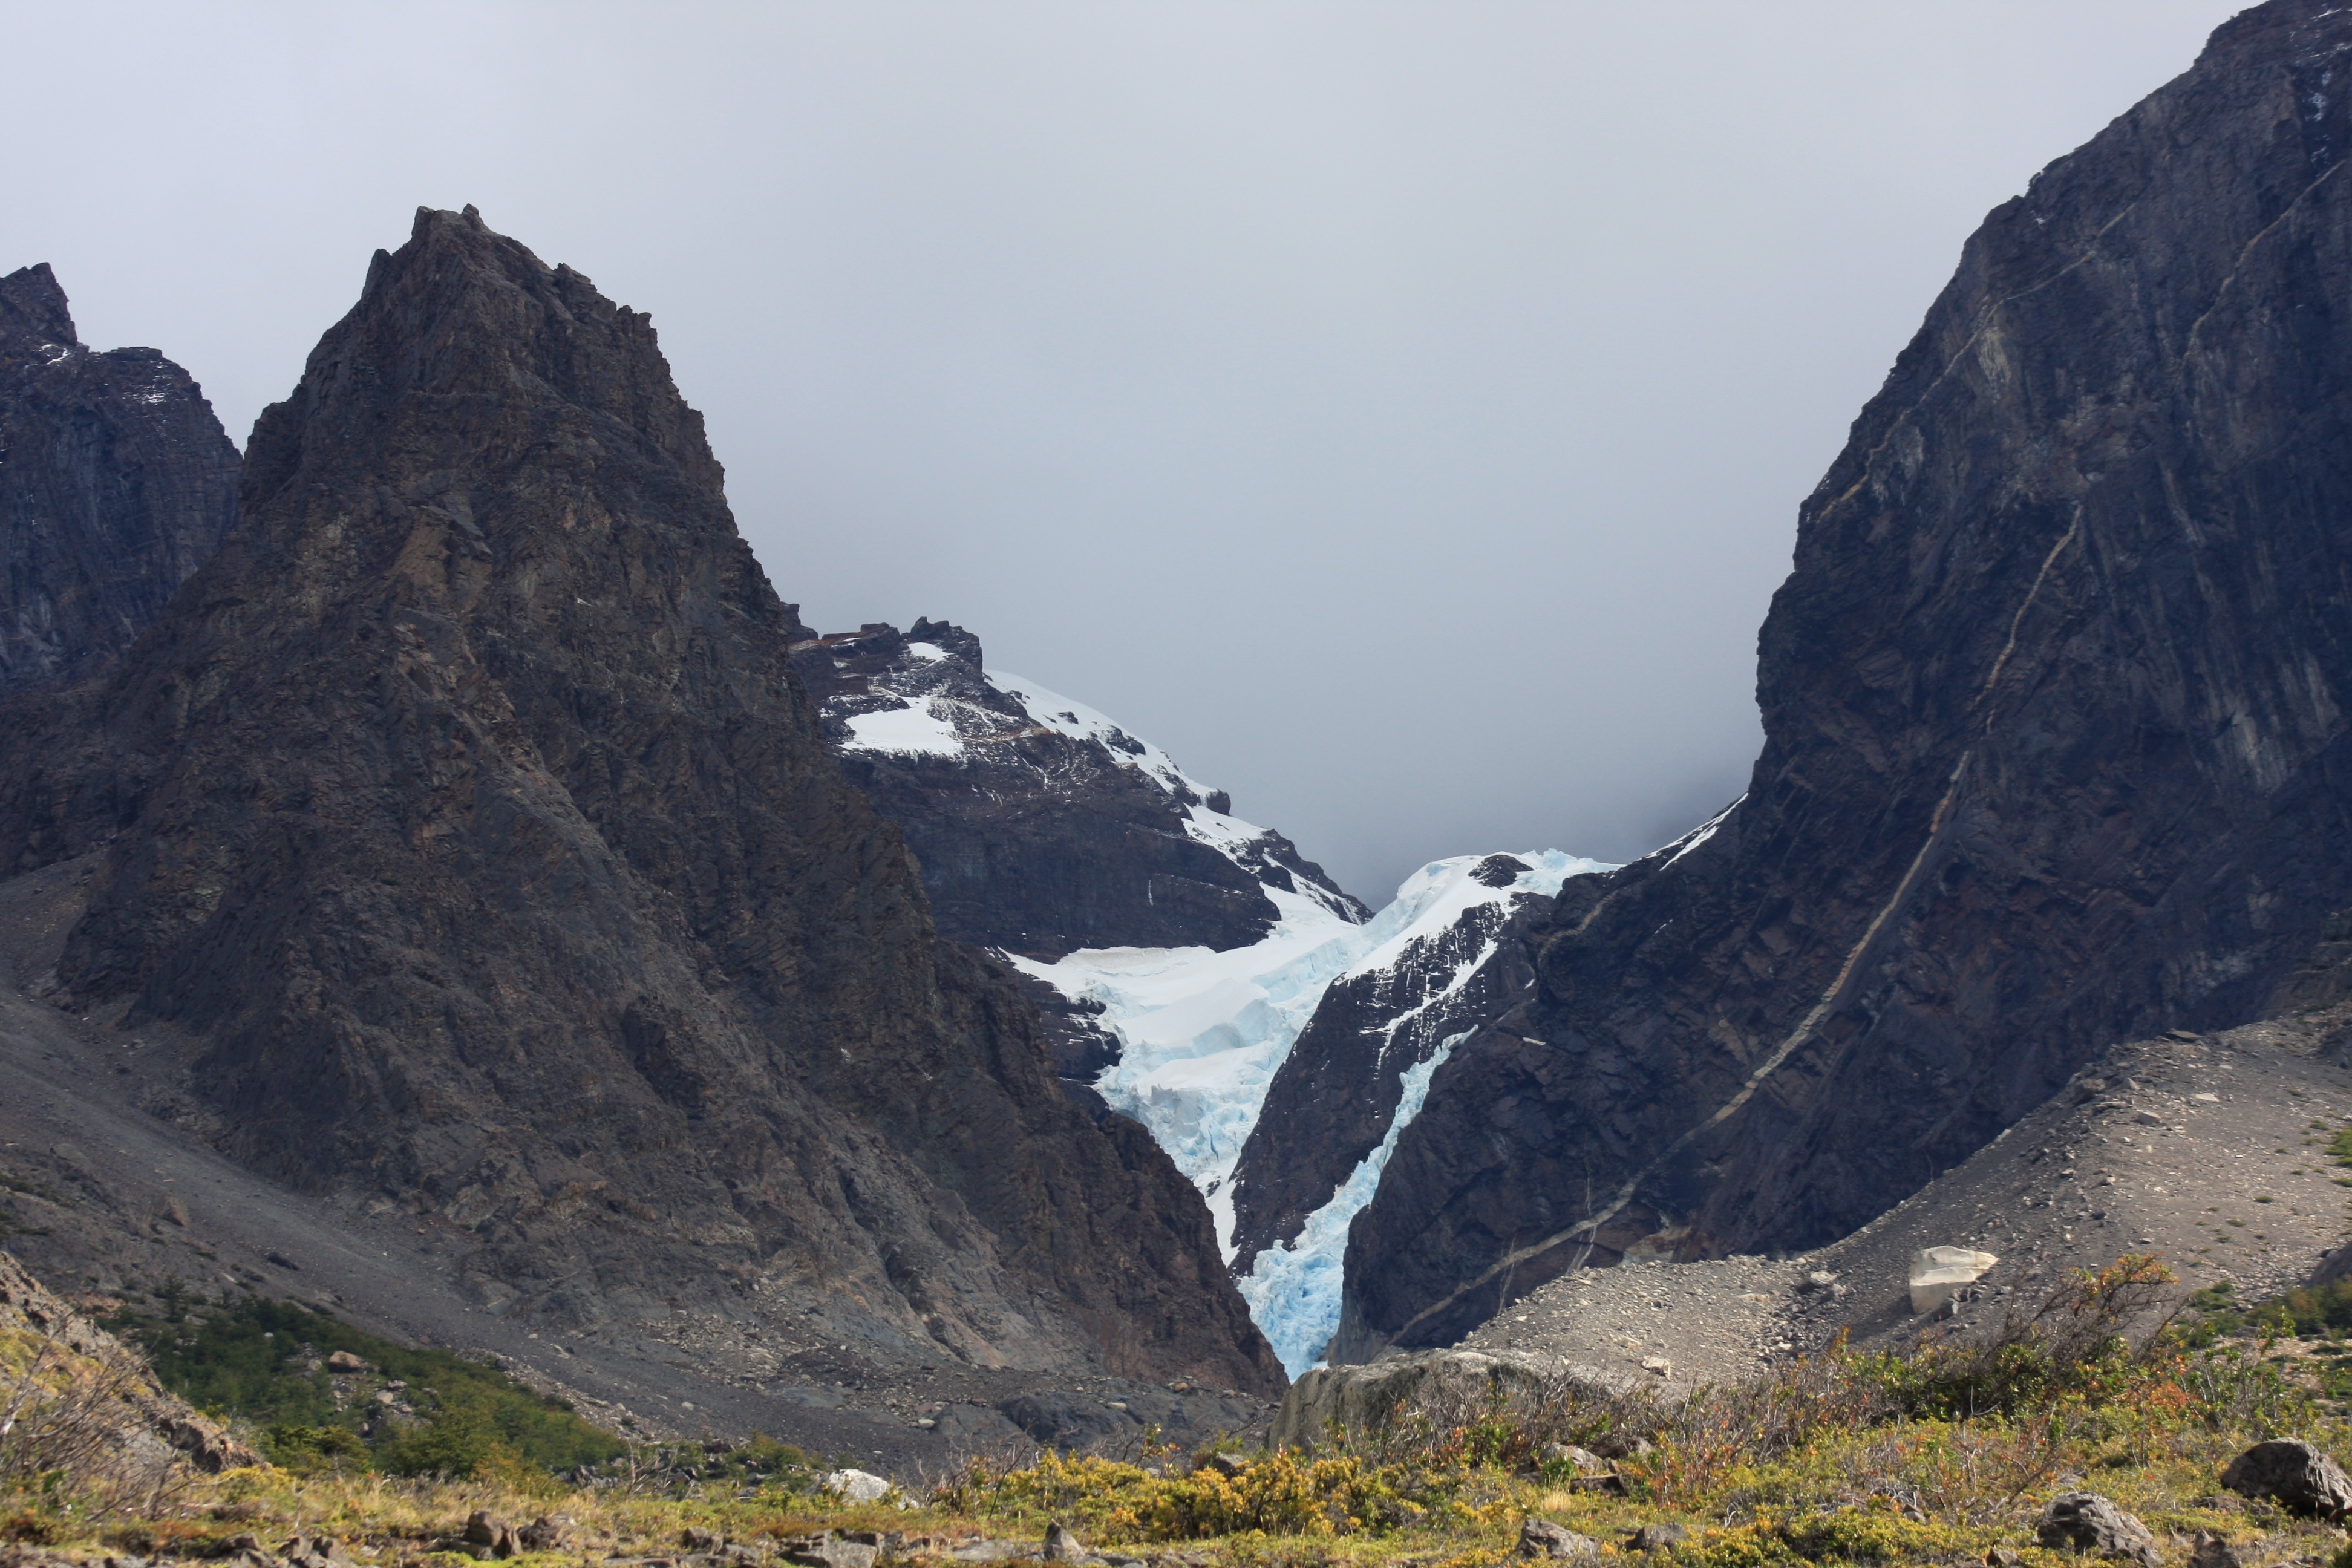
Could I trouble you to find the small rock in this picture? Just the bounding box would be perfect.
[823,1469,893,1504]
[1626,1524,1687,1552]
[517,1519,570,1553]
[1042,1524,1085,1563]
[2187,1533,2244,1568]
[1518,1520,1602,1559]
[1639,1356,1673,1377]
[2036,1492,2159,1566]
[2220,1440,2352,1518]
[1589,1432,1655,1460]
[1542,1443,1610,1473]
[780,1535,878,1568]
[2133,1110,2165,1127]
[325,1350,367,1373]
[280,1536,350,1568]
[1805,1270,1838,1289]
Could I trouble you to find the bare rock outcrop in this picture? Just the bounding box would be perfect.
[0,1248,256,1472]
[0,263,238,697]
[1339,0,2352,1356]
[0,207,1278,1395]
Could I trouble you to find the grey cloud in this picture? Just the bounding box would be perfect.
[5,0,2241,901]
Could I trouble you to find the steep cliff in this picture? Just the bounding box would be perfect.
[0,207,1279,1396]
[0,264,238,696]
[792,621,1365,959]
[1338,0,2352,1357]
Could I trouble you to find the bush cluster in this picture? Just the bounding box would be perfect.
[101,1288,623,1478]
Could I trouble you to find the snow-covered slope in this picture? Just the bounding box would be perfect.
[1010,849,1612,1375]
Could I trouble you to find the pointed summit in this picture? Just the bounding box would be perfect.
[0,263,77,358]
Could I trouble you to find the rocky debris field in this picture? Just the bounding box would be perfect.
[0,855,1273,1475]
[1463,1007,2352,1385]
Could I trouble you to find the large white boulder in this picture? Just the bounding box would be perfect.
[1908,1246,1999,1314]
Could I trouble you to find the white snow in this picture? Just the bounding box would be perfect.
[1010,847,1613,1373]
[840,701,963,756]
[1239,1028,1471,1376]
[985,668,1362,920]
[1659,795,1743,868]
[903,642,949,662]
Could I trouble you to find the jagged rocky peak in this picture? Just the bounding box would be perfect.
[1334,0,2352,1361]
[0,206,1282,1397]
[0,263,238,696]
[0,263,77,348]
[792,615,1367,959]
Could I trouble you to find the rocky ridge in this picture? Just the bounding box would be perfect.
[1339,0,2352,1357]
[0,263,238,697]
[792,620,1365,962]
[0,207,1280,1411]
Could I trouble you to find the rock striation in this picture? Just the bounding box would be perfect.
[792,621,1365,960]
[0,207,1279,1395]
[0,264,238,696]
[1338,0,2352,1357]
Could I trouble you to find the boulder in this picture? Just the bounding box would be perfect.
[823,1469,893,1503]
[2035,1493,2158,1566]
[2219,1439,2352,1518]
[1518,1520,1603,1559]
[325,1351,367,1374]
[1272,1349,1636,1449]
[1909,1248,1999,1315]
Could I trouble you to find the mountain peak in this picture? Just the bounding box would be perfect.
[245,206,710,513]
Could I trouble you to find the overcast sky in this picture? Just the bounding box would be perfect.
[9,1,2244,904]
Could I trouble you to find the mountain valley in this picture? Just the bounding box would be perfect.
[13,0,2352,1497]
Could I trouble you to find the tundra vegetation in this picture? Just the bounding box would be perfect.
[5,1259,2352,1568]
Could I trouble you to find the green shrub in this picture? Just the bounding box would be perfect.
[104,1290,622,1477]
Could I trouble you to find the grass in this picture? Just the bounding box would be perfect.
[1,1258,2347,1568]
[100,1288,625,1479]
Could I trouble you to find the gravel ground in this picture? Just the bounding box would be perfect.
[1463,1006,2352,1389]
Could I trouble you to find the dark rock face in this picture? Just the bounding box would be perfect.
[792,622,1365,959]
[0,264,238,696]
[1338,0,2352,1357]
[0,208,1279,1394]
[1226,855,1552,1276]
